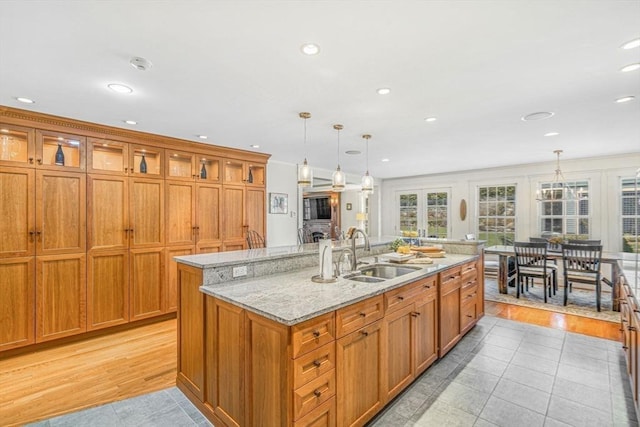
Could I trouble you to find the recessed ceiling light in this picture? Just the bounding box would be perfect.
[621,38,640,50]
[377,88,391,95]
[381,158,390,162]
[425,117,437,122]
[544,132,559,137]
[521,111,554,121]
[616,96,635,103]
[198,135,208,139]
[16,97,35,104]
[107,83,133,94]
[345,150,361,155]
[250,144,260,148]
[300,43,320,55]
[620,63,640,72]
[124,120,137,125]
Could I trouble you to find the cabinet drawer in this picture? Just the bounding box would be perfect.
[292,312,335,358]
[385,280,423,313]
[461,282,478,304]
[336,295,384,338]
[294,396,336,427]
[293,369,336,421]
[461,300,478,332]
[460,261,477,282]
[440,267,461,295]
[293,342,336,389]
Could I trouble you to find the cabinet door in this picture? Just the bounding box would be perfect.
[87,139,128,175]
[196,183,221,251]
[222,185,246,249]
[130,144,164,178]
[87,249,129,331]
[383,305,414,401]
[166,150,196,181]
[166,180,196,246]
[207,298,246,427]
[0,167,35,258]
[129,178,164,247]
[246,187,265,239]
[166,246,194,313]
[130,247,164,320]
[36,170,86,255]
[0,124,34,168]
[36,253,86,342]
[336,320,384,427]
[0,257,35,351]
[36,130,86,171]
[246,163,265,187]
[414,293,438,375]
[223,160,246,185]
[88,174,128,250]
[198,156,221,183]
[439,284,461,357]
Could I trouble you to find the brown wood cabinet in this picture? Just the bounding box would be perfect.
[0,106,269,352]
[439,266,461,356]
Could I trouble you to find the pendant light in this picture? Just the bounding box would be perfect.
[331,124,346,192]
[361,134,374,195]
[536,149,575,201]
[297,112,313,187]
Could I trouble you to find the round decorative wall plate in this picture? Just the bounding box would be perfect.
[460,199,467,221]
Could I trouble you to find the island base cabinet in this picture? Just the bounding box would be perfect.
[337,319,384,427]
[414,292,439,376]
[205,297,245,427]
[294,397,336,427]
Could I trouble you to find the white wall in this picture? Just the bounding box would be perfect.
[266,160,299,247]
[380,153,640,252]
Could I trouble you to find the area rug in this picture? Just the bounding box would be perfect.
[484,277,619,323]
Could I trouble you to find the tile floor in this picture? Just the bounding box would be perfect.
[28,315,638,427]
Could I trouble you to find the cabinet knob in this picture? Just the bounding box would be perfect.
[313,390,322,398]
[37,158,43,165]
[359,312,366,317]
[424,284,431,289]
[28,157,34,164]
[466,314,473,318]
[623,345,629,350]
[361,331,369,337]
[397,296,404,301]
[313,360,322,368]
[628,326,637,332]
[312,331,320,338]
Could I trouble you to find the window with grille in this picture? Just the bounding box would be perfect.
[477,185,516,246]
[538,181,589,238]
[426,192,448,238]
[398,193,418,233]
[622,178,640,254]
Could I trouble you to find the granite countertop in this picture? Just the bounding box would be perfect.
[199,252,479,326]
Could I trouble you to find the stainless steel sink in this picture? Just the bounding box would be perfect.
[359,264,421,279]
[343,263,422,283]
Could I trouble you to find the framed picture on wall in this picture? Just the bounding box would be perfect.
[269,192,288,214]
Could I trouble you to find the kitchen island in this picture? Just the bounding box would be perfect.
[174,237,485,427]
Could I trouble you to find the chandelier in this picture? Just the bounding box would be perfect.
[536,149,576,201]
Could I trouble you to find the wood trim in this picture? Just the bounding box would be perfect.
[0,106,271,163]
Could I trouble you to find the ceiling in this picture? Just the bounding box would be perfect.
[0,1,638,180]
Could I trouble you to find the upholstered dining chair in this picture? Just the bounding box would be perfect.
[246,230,265,249]
[561,244,604,311]
[298,228,314,244]
[514,242,557,303]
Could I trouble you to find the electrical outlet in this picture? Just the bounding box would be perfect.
[233,265,247,278]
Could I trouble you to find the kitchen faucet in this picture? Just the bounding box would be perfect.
[349,228,371,271]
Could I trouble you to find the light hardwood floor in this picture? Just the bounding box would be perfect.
[0,301,621,426]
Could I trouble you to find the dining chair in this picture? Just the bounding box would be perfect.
[567,239,601,245]
[298,228,314,244]
[561,244,603,311]
[514,242,557,302]
[246,230,265,249]
[528,237,559,292]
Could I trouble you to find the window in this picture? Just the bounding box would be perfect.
[477,185,516,246]
[426,192,448,238]
[622,178,640,253]
[398,193,418,233]
[538,180,589,238]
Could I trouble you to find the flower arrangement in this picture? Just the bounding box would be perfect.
[548,236,564,245]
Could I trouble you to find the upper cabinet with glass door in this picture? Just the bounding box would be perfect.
[129,144,164,178]
[87,138,129,175]
[165,150,221,182]
[35,130,86,171]
[0,124,34,168]
[223,159,265,186]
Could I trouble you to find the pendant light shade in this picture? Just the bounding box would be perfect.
[535,149,575,201]
[332,124,346,192]
[361,134,374,195]
[297,112,313,187]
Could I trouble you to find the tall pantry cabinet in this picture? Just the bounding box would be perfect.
[0,107,269,352]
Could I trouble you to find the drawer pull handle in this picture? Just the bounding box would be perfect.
[313,390,322,397]
[359,312,366,317]
[397,296,404,301]
[361,331,369,337]
[313,360,322,368]
[466,314,473,318]
[623,345,629,350]
[628,326,637,332]
[424,285,431,289]
[312,331,320,338]
[411,312,420,317]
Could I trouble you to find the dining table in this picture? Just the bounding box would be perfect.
[484,245,626,311]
